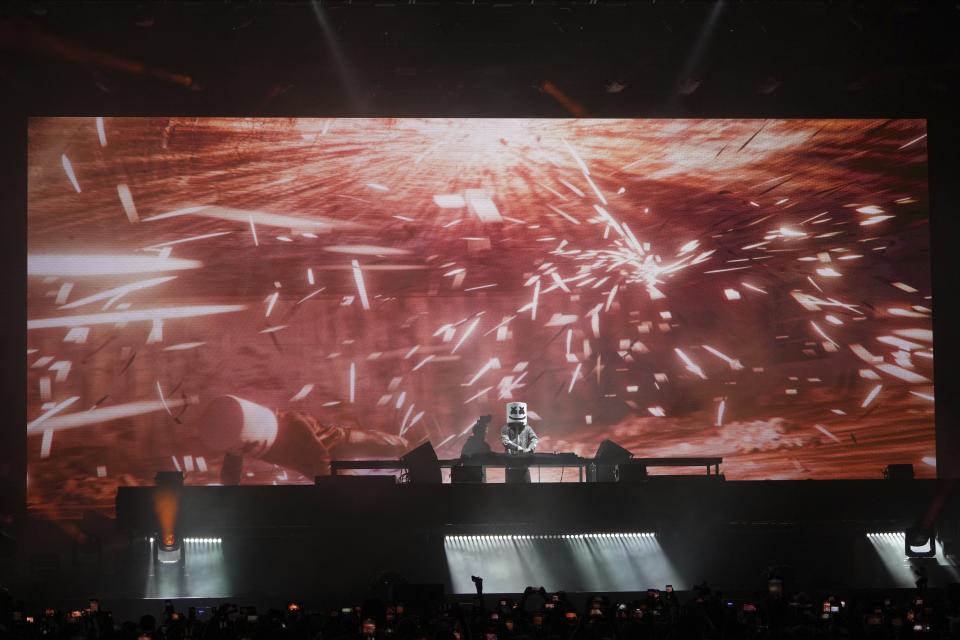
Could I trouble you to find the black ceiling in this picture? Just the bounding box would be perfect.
[0,1,957,117]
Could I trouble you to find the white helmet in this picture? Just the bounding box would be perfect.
[506,402,528,425]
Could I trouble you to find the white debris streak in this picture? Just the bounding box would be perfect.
[28,396,80,431]
[290,384,315,401]
[674,348,707,379]
[898,133,927,150]
[352,260,371,310]
[30,397,197,433]
[264,292,279,317]
[875,363,930,383]
[451,317,480,353]
[60,276,176,310]
[815,424,842,444]
[29,305,246,330]
[568,362,583,393]
[349,362,356,403]
[248,214,259,246]
[412,354,435,371]
[810,321,838,347]
[116,184,140,223]
[95,117,107,146]
[61,154,81,192]
[861,384,882,408]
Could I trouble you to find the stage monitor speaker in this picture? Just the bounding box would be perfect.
[616,460,648,483]
[591,439,633,482]
[401,442,442,484]
[154,471,184,487]
[451,465,484,483]
[884,464,914,480]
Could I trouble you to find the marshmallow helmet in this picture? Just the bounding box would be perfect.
[506,402,528,425]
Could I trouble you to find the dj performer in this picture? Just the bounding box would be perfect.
[500,402,539,454]
[500,402,539,483]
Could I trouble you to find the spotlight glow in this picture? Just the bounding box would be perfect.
[444,532,672,593]
[864,531,958,586]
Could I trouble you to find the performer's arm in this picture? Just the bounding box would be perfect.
[524,426,539,453]
[501,425,523,451]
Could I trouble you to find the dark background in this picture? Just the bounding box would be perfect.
[2,0,959,516]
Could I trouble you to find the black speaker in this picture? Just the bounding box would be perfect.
[221,453,244,486]
[591,439,633,482]
[154,471,184,487]
[451,465,484,483]
[884,464,914,480]
[616,460,648,483]
[401,442,442,484]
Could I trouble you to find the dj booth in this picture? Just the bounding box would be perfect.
[329,452,724,484]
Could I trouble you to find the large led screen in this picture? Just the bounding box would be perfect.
[28,118,933,516]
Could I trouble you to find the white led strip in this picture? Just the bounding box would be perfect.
[446,533,655,541]
[182,537,223,543]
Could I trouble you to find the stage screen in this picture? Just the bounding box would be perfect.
[27,118,933,516]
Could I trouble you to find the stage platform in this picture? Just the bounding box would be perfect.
[105,479,960,599]
[117,478,947,536]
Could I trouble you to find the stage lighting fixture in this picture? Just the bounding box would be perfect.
[153,470,183,555]
[445,531,674,594]
[444,532,655,541]
[182,537,223,543]
[905,526,936,558]
[156,533,182,564]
